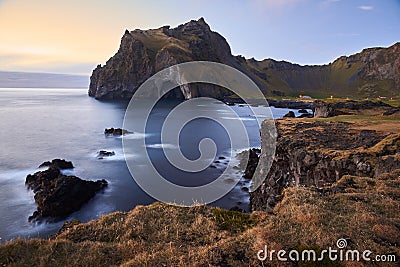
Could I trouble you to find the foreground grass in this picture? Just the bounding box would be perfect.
[1,168,399,266]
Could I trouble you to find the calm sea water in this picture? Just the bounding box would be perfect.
[0,88,306,242]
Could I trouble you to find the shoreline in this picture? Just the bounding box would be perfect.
[1,107,398,265]
[0,100,399,266]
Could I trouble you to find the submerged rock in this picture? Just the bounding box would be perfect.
[26,160,108,221]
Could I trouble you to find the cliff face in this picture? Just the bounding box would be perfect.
[251,118,400,212]
[89,18,399,100]
[89,18,258,100]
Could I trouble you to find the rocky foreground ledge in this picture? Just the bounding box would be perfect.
[251,119,400,212]
[1,168,399,265]
[26,159,108,221]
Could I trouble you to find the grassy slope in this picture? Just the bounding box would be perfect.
[243,44,399,99]
[1,169,398,266]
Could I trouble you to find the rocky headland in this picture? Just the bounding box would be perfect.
[89,18,399,100]
[251,118,399,212]
[25,159,108,221]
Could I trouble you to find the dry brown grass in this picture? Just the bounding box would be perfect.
[312,113,400,134]
[1,169,399,266]
[252,169,400,266]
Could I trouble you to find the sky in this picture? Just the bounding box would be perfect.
[0,0,399,75]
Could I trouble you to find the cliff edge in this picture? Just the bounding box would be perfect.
[89,18,260,100]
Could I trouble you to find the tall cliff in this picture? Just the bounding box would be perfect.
[251,116,400,212]
[89,18,262,100]
[89,18,400,100]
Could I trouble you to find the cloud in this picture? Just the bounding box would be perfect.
[358,5,374,10]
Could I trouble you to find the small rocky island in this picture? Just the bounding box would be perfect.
[25,159,108,221]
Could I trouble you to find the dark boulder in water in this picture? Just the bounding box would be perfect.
[97,150,115,159]
[104,128,130,136]
[283,111,295,118]
[26,160,108,221]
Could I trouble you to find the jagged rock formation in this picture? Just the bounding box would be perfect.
[251,119,400,212]
[89,18,399,100]
[89,18,256,100]
[104,128,130,136]
[26,160,108,221]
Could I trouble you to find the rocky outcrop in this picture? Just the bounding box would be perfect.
[89,18,255,100]
[238,148,261,180]
[97,150,115,159]
[26,160,108,221]
[313,100,342,117]
[313,100,392,117]
[383,107,400,116]
[283,111,295,118]
[89,18,399,100]
[267,99,313,109]
[104,128,130,136]
[251,120,400,212]
[39,159,74,169]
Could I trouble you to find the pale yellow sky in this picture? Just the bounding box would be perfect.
[1,0,399,75]
[0,0,183,74]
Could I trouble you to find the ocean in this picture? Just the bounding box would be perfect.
[0,88,306,242]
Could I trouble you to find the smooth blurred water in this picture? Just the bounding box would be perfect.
[0,88,307,242]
